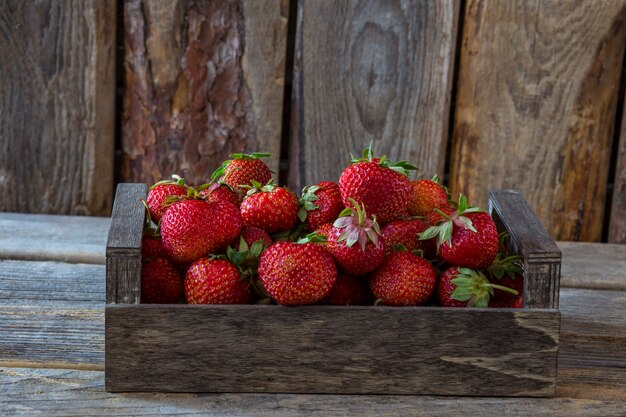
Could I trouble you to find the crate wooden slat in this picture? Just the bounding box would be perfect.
[105,184,561,396]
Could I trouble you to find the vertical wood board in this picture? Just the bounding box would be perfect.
[121,0,288,186]
[609,87,626,243]
[450,0,626,241]
[0,0,116,215]
[288,0,459,191]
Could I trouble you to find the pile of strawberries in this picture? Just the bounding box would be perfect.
[141,147,523,308]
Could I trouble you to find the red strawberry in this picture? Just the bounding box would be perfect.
[381,218,436,258]
[322,273,371,305]
[419,195,498,269]
[160,199,242,263]
[185,258,252,304]
[146,176,188,223]
[408,175,449,217]
[141,235,167,259]
[315,223,334,240]
[232,226,272,250]
[211,152,272,194]
[338,146,417,224]
[438,267,518,308]
[326,201,385,276]
[240,181,298,234]
[201,182,241,206]
[298,181,344,230]
[369,251,437,306]
[487,254,524,308]
[141,257,183,304]
[258,241,337,305]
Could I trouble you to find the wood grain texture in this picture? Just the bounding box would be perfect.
[609,87,626,243]
[0,0,116,216]
[0,213,109,264]
[0,306,103,370]
[106,305,560,396]
[558,241,626,291]
[0,260,104,307]
[4,369,626,417]
[557,287,626,400]
[288,0,459,190]
[451,0,626,241]
[106,183,146,304]
[121,0,287,185]
[489,190,561,308]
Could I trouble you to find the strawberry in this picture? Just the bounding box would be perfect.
[487,253,524,308]
[511,295,524,308]
[322,273,371,305]
[338,146,417,224]
[232,226,272,250]
[211,152,272,194]
[185,258,252,304]
[141,257,183,304]
[419,195,498,269]
[258,241,337,305]
[160,199,242,263]
[141,235,167,259]
[326,200,385,276]
[369,251,436,306]
[146,176,188,223]
[408,175,450,217]
[381,218,436,258]
[240,181,298,234]
[438,267,518,307]
[298,181,344,230]
[201,182,241,206]
[314,223,334,240]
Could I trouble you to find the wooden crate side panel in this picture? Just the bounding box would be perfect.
[450,0,626,241]
[608,87,626,243]
[488,190,562,309]
[106,183,146,304]
[0,0,116,216]
[288,0,459,191]
[106,305,559,396]
[121,0,287,185]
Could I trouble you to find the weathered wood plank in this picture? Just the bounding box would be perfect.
[558,241,626,291]
[489,190,561,308]
[0,260,104,306]
[106,183,147,304]
[0,306,103,370]
[2,368,626,417]
[450,0,626,241]
[609,85,626,243]
[288,0,459,191]
[121,0,287,185]
[106,305,560,396]
[0,213,109,264]
[0,0,116,216]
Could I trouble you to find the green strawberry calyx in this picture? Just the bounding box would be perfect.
[333,198,381,251]
[210,152,273,182]
[296,231,327,244]
[451,268,519,308]
[487,253,524,280]
[297,184,321,222]
[243,179,278,197]
[140,199,160,236]
[150,174,186,190]
[418,194,483,249]
[350,144,418,177]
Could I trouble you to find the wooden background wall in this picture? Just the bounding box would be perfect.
[2,0,626,243]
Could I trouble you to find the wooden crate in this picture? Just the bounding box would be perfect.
[105,184,561,396]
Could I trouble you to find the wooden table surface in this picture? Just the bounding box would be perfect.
[0,213,625,416]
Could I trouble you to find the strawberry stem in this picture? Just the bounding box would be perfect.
[488,283,519,295]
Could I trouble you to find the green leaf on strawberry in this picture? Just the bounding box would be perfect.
[450,268,519,308]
